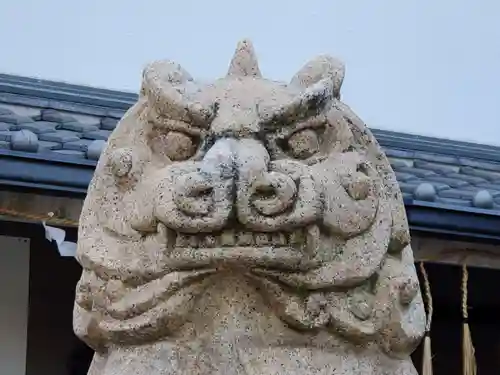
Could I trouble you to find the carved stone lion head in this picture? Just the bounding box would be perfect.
[75,40,425,375]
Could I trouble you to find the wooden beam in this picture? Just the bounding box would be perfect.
[413,235,500,270]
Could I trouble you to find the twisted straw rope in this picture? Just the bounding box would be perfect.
[419,262,433,333]
[461,264,469,320]
[461,263,476,375]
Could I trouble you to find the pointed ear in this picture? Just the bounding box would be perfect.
[140,60,214,123]
[290,55,345,99]
[140,60,193,96]
[227,39,262,78]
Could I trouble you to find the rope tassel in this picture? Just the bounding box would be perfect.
[419,262,434,375]
[461,264,476,375]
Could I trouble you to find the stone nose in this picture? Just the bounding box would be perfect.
[234,138,270,182]
[173,138,237,219]
[234,139,296,218]
[172,137,298,225]
[199,137,237,180]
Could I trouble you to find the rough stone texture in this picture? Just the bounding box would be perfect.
[73,40,425,375]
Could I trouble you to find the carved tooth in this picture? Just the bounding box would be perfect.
[284,233,290,245]
[272,233,286,246]
[188,236,199,248]
[289,230,304,246]
[237,232,254,246]
[220,230,236,246]
[176,234,190,248]
[202,235,216,248]
[255,233,271,246]
[166,228,177,250]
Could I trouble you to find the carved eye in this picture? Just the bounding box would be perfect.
[110,148,133,177]
[150,130,199,161]
[284,128,320,159]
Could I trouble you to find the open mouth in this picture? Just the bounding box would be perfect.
[174,228,308,249]
[104,221,320,271]
[166,226,320,271]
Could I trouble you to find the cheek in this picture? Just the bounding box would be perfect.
[311,157,379,239]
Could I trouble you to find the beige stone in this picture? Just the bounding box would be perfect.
[74,39,425,375]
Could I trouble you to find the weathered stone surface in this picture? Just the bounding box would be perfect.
[74,40,425,375]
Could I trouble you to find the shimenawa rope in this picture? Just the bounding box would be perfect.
[461,264,476,375]
[419,262,433,375]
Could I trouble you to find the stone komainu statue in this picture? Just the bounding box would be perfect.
[73,40,425,375]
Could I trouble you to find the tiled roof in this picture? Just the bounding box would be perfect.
[1,73,500,213]
[0,106,116,161]
[382,138,500,211]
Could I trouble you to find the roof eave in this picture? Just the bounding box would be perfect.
[406,199,500,243]
[0,150,94,198]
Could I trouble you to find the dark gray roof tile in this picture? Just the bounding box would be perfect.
[388,158,412,168]
[472,190,494,209]
[393,166,437,178]
[444,173,488,185]
[474,182,500,191]
[397,181,420,194]
[100,117,119,130]
[384,148,414,159]
[439,187,500,200]
[412,151,459,165]
[47,100,109,117]
[82,129,112,141]
[459,157,500,172]
[59,121,99,133]
[438,189,477,200]
[0,113,34,125]
[394,172,418,182]
[414,180,450,191]
[38,140,62,150]
[0,107,13,115]
[106,109,126,119]
[422,176,469,188]
[39,130,81,143]
[40,109,76,123]
[0,92,50,108]
[62,139,95,152]
[18,121,58,134]
[414,183,437,201]
[460,166,500,181]
[51,149,86,158]
[86,140,106,160]
[11,130,38,152]
[413,161,458,175]
[0,130,14,141]
[458,186,500,199]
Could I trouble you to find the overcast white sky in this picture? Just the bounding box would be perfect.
[1,0,499,145]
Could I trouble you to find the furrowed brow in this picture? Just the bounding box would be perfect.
[259,78,334,130]
[143,80,216,128]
